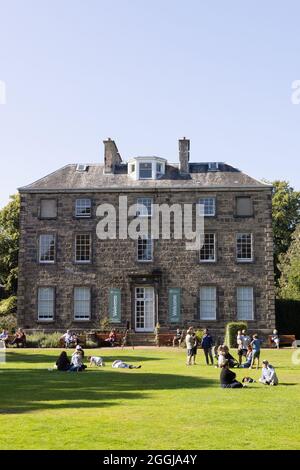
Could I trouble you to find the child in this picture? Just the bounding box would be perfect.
[271,330,280,349]
[88,356,105,367]
[250,334,261,369]
[217,345,226,368]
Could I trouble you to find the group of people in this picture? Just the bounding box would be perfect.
[60,329,118,349]
[220,359,278,388]
[54,345,141,372]
[185,327,215,366]
[0,328,26,348]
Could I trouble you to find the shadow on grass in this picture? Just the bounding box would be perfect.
[0,367,217,415]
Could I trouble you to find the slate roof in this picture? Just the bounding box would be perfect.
[18,162,271,193]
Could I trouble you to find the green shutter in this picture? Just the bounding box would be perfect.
[169,288,181,323]
[109,288,121,323]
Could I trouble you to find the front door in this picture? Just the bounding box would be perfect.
[135,287,155,332]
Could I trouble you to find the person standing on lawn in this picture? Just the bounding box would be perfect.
[201,328,214,365]
[185,327,195,366]
[237,329,251,365]
[271,330,280,349]
[250,333,261,369]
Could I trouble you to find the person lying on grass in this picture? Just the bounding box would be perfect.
[88,355,105,367]
[112,360,141,369]
[220,360,243,388]
[259,360,279,386]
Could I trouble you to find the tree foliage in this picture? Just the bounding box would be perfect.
[278,224,300,300]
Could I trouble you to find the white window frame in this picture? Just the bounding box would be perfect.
[39,234,56,264]
[136,197,153,217]
[199,286,217,320]
[75,198,92,218]
[74,287,91,321]
[237,287,254,320]
[38,287,55,321]
[199,197,216,217]
[75,233,92,263]
[139,162,153,179]
[236,233,253,262]
[137,236,153,262]
[200,233,216,263]
[156,162,163,178]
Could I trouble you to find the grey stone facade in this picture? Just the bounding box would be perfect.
[17,139,275,336]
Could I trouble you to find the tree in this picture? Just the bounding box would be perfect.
[278,224,300,300]
[270,181,300,282]
[0,194,20,326]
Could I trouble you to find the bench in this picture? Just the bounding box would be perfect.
[268,334,296,348]
[95,333,124,347]
[59,334,87,348]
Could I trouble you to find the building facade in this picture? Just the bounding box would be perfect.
[17,138,275,337]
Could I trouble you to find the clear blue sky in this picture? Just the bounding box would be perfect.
[1,0,300,207]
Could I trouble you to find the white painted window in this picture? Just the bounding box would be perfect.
[200,287,217,320]
[75,199,92,218]
[74,287,91,320]
[200,233,216,262]
[236,233,253,262]
[137,236,153,261]
[75,234,91,263]
[136,198,153,217]
[39,234,55,263]
[156,162,163,177]
[38,287,54,320]
[139,162,152,179]
[40,199,57,218]
[199,197,216,216]
[237,287,254,320]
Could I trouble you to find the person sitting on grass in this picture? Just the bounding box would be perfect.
[217,345,226,368]
[88,355,105,367]
[259,360,279,386]
[0,329,9,348]
[105,329,117,347]
[239,345,253,369]
[11,328,26,348]
[223,345,239,368]
[250,334,262,369]
[112,360,141,369]
[56,351,71,371]
[220,360,243,388]
[69,349,85,372]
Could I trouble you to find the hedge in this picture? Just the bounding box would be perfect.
[224,322,248,348]
[275,299,300,339]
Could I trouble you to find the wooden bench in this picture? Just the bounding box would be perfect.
[268,334,296,347]
[59,334,87,348]
[95,333,124,347]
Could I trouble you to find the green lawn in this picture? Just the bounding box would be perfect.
[0,347,299,450]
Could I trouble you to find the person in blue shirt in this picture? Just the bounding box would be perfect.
[250,334,262,369]
[201,328,214,365]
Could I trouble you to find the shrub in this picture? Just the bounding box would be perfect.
[224,322,248,347]
[99,316,110,331]
[40,332,61,348]
[26,332,46,348]
[195,329,204,343]
[0,313,17,332]
[86,339,98,348]
[0,296,17,315]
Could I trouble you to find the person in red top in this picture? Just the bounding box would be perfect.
[105,329,117,347]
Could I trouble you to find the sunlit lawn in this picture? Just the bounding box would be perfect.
[0,347,299,450]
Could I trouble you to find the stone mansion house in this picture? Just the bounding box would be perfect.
[17,138,275,337]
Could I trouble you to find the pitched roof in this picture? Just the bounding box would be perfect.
[18,162,271,193]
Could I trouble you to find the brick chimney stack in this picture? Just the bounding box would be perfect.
[179,137,190,174]
[103,138,122,174]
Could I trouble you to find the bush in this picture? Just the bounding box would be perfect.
[40,332,61,348]
[99,316,110,331]
[86,339,98,348]
[0,296,17,316]
[26,332,46,348]
[224,322,248,348]
[195,329,204,343]
[0,313,17,332]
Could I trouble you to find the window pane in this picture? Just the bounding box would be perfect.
[40,199,57,218]
[39,235,55,262]
[199,198,216,216]
[139,162,152,179]
[200,287,216,320]
[38,287,54,320]
[136,198,153,216]
[74,287,91,320]
[237,233,253,261]
[137,236,153,261]
[75,199,91,217]
[236,197,253,217]
[200,233,215,262]
[237,287,253,320]
[75,234,91,262]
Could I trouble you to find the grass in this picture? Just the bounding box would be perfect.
[0,347,299,450]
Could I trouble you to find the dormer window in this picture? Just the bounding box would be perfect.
[139,162,152,179]
[76,164,88,172]
[208,162,219,172]
[156,163,163,178]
